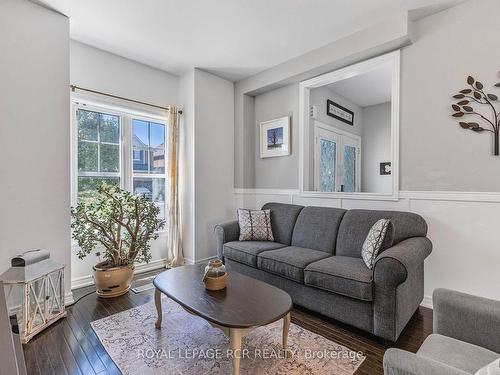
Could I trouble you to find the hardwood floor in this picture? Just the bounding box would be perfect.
[23,270,432,375]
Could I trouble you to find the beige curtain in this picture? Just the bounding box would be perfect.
[166,106,183,267]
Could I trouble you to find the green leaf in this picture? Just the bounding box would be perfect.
[70,183,165,266]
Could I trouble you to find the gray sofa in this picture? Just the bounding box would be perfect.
[384,289,500,374]
[215,202,432,341]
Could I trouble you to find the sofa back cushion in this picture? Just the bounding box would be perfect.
[291,206,346,253]
[261,202,304,245]
[336,209,428,258]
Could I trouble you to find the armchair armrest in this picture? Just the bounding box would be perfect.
[383,348,469,375]
[433,288,500,353]
[214,220,239,261]
[374,237,432,287]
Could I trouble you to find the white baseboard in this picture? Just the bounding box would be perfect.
[420,295,433,309]
[65,291,75,306]
[184,255,217,265]
[71,258,168,290]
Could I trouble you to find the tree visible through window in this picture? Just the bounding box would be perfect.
[73,105,167,221]
[77,109,120,201]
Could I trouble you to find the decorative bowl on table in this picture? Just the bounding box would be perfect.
[202,259,227,291]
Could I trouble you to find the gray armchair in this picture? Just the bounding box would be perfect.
[384,288,500,375]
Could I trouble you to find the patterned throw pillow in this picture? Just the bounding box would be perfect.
[237,209,274,241]
[361,219,391,269]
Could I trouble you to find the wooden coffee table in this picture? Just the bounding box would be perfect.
[153,265,293,375]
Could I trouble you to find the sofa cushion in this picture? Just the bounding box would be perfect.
[257,246,330,283]
[291,206,346,253]
[336,209,428,258]
[304,256,374,301]
[417,334,500,374]
[262,202,304,245]
[223,241,286,267]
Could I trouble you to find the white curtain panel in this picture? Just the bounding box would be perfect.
[166,106,183,266]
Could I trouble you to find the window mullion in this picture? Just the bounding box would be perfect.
[122,115,132,193]
[97,114,101,173]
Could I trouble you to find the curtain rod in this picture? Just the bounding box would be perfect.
[70,85,182,114]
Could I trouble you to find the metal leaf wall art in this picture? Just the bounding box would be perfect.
[451,73,500,155]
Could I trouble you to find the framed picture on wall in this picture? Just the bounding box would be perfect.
[260,116,290,158]
[326,99,354,125]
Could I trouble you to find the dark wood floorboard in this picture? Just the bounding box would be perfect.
[23,269,432,375]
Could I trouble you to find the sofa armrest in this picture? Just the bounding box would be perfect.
[433,288,500,353]
[374,237,432,287]
[214,221,239,261]
[383,348,469,375]
[373,237,432,341]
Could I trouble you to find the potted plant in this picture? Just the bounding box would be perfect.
[71,184,165,298]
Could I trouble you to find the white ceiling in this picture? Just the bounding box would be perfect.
[39,0,463,81]
[324,62,393,107]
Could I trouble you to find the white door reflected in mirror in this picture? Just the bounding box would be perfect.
[314,125,361,193]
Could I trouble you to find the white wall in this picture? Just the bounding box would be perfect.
[178,69,235,264]
[253,84,299,189]
[69,41,180,287]
[400,0,500,191]
[362,102,391,193]
[193,69,235,262]
[234,12,414,188]
[0,0,72,300]
[232,1,500,305]
[70,40,179,107]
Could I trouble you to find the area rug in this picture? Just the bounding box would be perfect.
[91,296,365,374]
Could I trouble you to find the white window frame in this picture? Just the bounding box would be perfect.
[70,94,168,229]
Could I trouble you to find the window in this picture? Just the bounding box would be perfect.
[132,119,166,220]
[77,109,121,200]
[72,102,167,221]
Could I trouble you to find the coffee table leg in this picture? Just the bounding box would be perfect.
[230,328,242,375]
[154,288,162,329]
[282,312,291,357]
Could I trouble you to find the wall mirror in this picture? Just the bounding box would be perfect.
[299,51,400,200]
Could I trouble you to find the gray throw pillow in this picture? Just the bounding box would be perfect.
[237,209,274,241]
[361,218,391,269]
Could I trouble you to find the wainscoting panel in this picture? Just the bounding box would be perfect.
[234,189,500,308]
